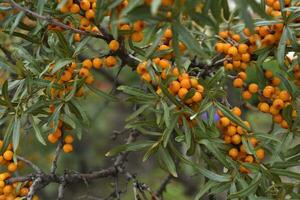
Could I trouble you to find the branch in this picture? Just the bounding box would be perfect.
[156,174,173,197]
[51,139,63,174]
[17,156,42,173]
[5,0,108,40]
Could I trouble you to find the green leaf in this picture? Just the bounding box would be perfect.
[207,68,225,88]
[12,116,20,151]
[162,101,170,128]
[0,118,14,154]
[126,104,149,122]
[162,115,179,147]
[143,141,160,161]
[10,12,25,35]
[51,59,73,74]
[145,26,167,58]
[118,85,156,100]
[270,168,300,180]
[194,180,218,200]
[105,141,154,157]
[87,84,118,102]
[182,117,192,150]
[95,0,106,25]
[172,23,208,58]
[276,72,295,98]
[215,102,251,132]
[69,99,89,126]
[228,173,262,199]
[2,80,12,107]
[151,0,162,15]
[158,147,178,177]
[159,83,183,107]
[277,27,288,69]
[30,115,46,146]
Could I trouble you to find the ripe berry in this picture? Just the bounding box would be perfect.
[228,148,238,160]
[3,150,13,161]
[109,40,120,51]
[259,102,270,113]
[92,58,103,69]
[105,56,117,67]
[227,46,238,56]
[7,163,17,172]
[232,107,242,116]
[178,88,188,99]
[63,144,73,153]
[131,32,143,42]
[248,83,259,93]
[192,92,202,103]
[232,134,241,145]
[242,90,252,100]
[79,68,90,77]
[80,0,90,11]
[238,44,248,54]
[180,79,191,89]
[82,59,93,69]
[255,148,265,160]
[233,78,243,88]
[220,117,230,127]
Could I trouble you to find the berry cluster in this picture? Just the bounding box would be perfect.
[0,141,39,200]
[216,108,265,173]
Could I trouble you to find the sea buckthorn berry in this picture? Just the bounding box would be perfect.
[224,135,231,144]
[220,117,230,127]
[92,58,103,69]
[159,59,170,69]
[48,134,58,143]
[215,43,224,53]
[228,148,238,160]
[190,78,198,88]
[141,73,151,82]
[82,59,93,69]
[281,120,289,129]
[227,46,238,56]
[80,0,91,11]
[264,70,273,79]
[180,79,191,89]
[263,86,274,98]
[273,114,283,123]
[238,44,249,54]
[278,91,290,101]
[232,34,240,42]
[79,68,90,78]
[85,75,94,84]
[227,125,237,136]
[192,92,202,103]
[74,33,81,42]
[7,163,17,172]
[241,53,250,62]
[3,185,13,195]
[169,81,181,94]
[237,72,247,81]
[61,70,72,82]
[3,150,13,161]
[65,134,74,144]
[133,20,144,32]
[172,67,180,77]
[232,107,242,117]
[233,78,243,88]
[164,28,173,38]
[70,4,80,14]
[178,88,188,99]
[248,83,259,93]
[249,137,258,147]
[245,155,254,163]
[219,31,229,38]
[131,31,143,42]
[273,99,284,110]
[63,144,73,153]
[196,85,204,93]
[109,40,120,51]
[259,102,270,113]
[242,90,252,100]
[272,77,281,86]
[232,134,241,145]
[256,148,265,160]
[269,106,280,115]
[85,9,95,20]
[105,56,117,67]
[136,62,147,74]
[240,165,250,174]
[20,188,29,196]
[223,43,232,54]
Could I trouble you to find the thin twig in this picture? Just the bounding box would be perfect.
[51,139,63,174]
[17,156,42,173]
[156,174,173,197]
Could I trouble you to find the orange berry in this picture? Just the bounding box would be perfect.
[180,79,191,89]
[228,148,238,160]
[133,20,144,32]
[263,86,274,98]
[233,78,243,88]
[248,83,259,93]
[281,120,289,129]
[3,150,13,161]
[79,67,90,77]
[264,70,273,79]
[224,135,231,144]
[7,163,17,172]
[219,31,229,38]
[73,33,81,42]
[273,114,283,123]
[272,77,281,86]
[85,75,94,84]
[92,58,102,69]
[255,148,265,160]
[240,165,250,173]
[80,0,90,11]
[178,88,188,99]
[266,0,275,6]
[249,137,258,147]
[105,56,117,67]
[190,78,198,88]
[227,46,238,56]
[164,28,173,38]
[242,90,252,100]
[108,40,120,51]
[278,90,290,101]
[159,59,170,69]
[241,53,251,62]
[223,43,232,54]
[232,34,240,42]
[3,185,13,195]
[238,44,249,54]
[136,62,147,75]
[232,134,241,145]
[244,155,254,163]
[232,107,242,116]
[48,134,58,144]
[220,117,230,127]
[60,70,72,82]
[64,134,74,144]
[273,99,284,110]
[192,92,202,103]
[215,43,224,53]
[227,125,237,136]
[70,3,80,14]
[53,128,62,138]
[20,187,29,196]
[131,31,143,42]
[259,102,270,113]
[172,67,180,77]
[63,144,73,153]
[237,72,247,81]
[169,81,181,94]
[243,28,251,37]
[141,73,151,82]
[82,59,93,69]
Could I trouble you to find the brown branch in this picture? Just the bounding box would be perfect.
[5,0,108,41]
[156,174,173,197]
[17,156,42,173]
[51,139,63,174]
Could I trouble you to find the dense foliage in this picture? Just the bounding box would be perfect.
[0,0,300,199]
